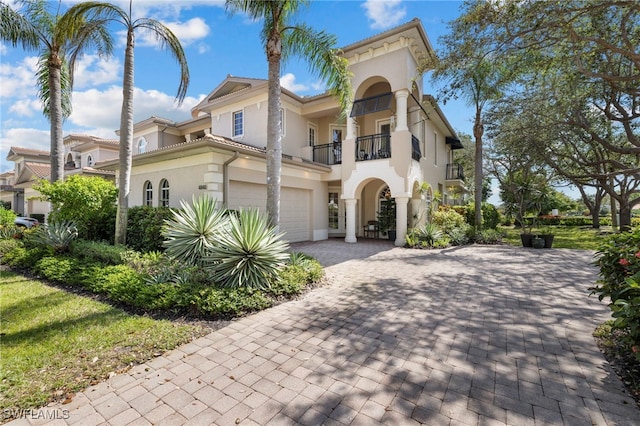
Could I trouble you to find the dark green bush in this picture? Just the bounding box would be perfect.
[126,206,173,253]
[70,240,128,265]
[592,227,640,360]
[465,203,501,229]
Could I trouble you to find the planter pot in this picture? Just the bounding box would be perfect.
[520,233,533,247]
[540,234,554,248]
[388,230,397,242]
[532,237,545,249]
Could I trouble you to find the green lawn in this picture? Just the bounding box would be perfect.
[500,225,612,250]
[0,271,207,417]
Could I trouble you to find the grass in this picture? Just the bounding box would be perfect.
[499,225,611,250]
[0,270,207,418]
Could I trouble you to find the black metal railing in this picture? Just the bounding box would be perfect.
[446,163,465,180]
[355,133,391,161]
[411,135,421,161]
[313,142,342,165]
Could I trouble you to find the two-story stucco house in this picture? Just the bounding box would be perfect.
[99,19,465,245]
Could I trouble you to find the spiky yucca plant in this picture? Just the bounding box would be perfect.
[162,195,229,266]
[206,209,289,291]
[33,220,78,254]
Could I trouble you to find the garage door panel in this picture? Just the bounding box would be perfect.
[229,181,310,242]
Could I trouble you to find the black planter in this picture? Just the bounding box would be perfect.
[541,234,554,248]
[520,233,533,247]
[388,230,397,242]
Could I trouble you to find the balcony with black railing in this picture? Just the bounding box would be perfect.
[313,142,342,165]
[355,133,391,161]
[446,163,465,181]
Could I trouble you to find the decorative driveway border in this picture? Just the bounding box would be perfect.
[8,241,640,425]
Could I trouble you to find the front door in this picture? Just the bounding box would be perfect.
[328,190,345,236]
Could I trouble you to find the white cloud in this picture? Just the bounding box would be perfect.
[362,0,407,30]
[134,17,210,49]
[280,73,309,93]
[1,127,50,153]
[8,99,42,117]
[0,56,38,99]
[0,43,7,55]
[73,55,122,89]
[69,86,203,133]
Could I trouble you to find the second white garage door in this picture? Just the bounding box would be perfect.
[229,181,311,242]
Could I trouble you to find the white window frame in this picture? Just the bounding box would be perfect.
[433,131,438,166]
[232,110,244,138]
[137,137,147,154]
[144,181,153,206]
[330,124,347,144]
[280,108,286,137]
[308,122,318,147]
[160,179,170,207]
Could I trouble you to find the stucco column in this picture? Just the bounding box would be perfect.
[395,89,409,131]
[344,198,357,243]
[346,115,357,140]
[394,196,409,246]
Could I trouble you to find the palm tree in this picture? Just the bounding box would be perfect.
[66,1,189,245]
[226,0,351,227]
[0,0,114,182]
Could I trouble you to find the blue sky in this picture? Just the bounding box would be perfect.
[0,0,474,175]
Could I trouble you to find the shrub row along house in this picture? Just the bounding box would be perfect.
[2,19,466,245]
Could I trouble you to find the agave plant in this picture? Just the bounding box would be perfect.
[206,209,289,291]
[33,220,78,254]
[418,223,444,247]
[162,195,229,266]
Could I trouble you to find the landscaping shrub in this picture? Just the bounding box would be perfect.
[33,256,84,284]
[163,195,229,266]
[473,229,504,244]
[592,226,640,359]
[0,206,17,227]
[432,209,466,234]
[126,206,173,252]
[196,287,272,317]
[206,208,289,290]
[465,202,501,229]
[70,239,128,265]
[33,176,117,242]
[0,238,22,257]
[31,221,78,254]
[1,246,49,269]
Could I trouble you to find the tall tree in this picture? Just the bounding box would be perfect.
[66,1,189,245]
[451,0,640,229]
[225,0,351,227]
[0,0,113,182]
[430,3,514,230]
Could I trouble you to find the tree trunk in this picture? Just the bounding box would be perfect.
[115,28,135,245]
[611,195,618,231]
[266,34,282,228]
[48,54,64,182]
[473,108,483,230]
[619,201,631,231]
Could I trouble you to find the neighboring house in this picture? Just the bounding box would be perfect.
[0,171,15,208]
[99,18,466,245]
[3,135,117,220]
[4,147,52,217]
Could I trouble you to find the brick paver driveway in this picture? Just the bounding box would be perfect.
[12,241,640,425]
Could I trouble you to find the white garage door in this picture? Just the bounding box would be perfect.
[229,181,310,242]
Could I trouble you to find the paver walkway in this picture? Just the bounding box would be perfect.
[9,241,640,425]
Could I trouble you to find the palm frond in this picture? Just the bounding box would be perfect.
[36,52,72,120]
[0,1,40,49]
[136,18,190,104]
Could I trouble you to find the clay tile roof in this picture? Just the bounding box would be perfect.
[10,146,50,157]
[24,162,51,179]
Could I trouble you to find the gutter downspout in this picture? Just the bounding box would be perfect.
[223,151,240,207]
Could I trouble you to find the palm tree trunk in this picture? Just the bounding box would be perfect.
[266,35,282,228]
[473,108,483,230]
[48,55,64,182]
[115,28,135,245]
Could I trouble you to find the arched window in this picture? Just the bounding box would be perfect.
[137,137,148,154]
[144,181,153,206]
[160,179,170,207]
[87,155,94,167]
